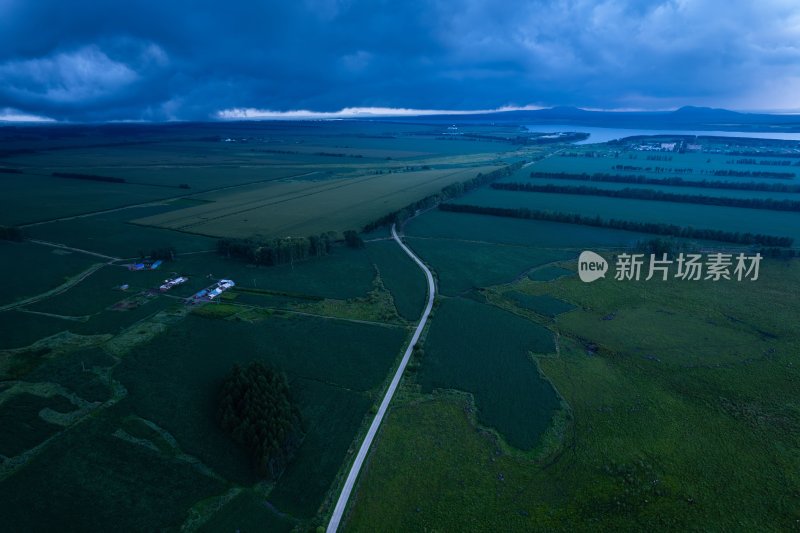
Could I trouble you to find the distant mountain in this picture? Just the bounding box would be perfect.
[395,105,800,133]
[670,106,743,118]
[528,106,592,118]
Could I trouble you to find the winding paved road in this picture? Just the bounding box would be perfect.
[326,223,436,533]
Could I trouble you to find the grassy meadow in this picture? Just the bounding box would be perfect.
[344,136,800,532]
[3,124,800,531]
[345,257,800,532]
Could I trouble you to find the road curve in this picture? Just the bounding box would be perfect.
[326,223,436,533]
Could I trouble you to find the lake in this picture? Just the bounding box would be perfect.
[525,124,800,144]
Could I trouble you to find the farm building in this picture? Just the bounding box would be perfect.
[128,259,163,271]
[160,276,188,291]
[208,279,235,300]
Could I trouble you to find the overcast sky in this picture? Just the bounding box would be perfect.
[2,0,800,122]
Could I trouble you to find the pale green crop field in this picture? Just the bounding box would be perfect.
[135,165,502,238]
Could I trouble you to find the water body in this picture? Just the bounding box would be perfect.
[525,124,800,145]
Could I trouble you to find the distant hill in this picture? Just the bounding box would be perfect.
[393,105,800,133]
[671,105,743,118]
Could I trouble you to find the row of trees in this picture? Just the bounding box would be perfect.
[529,171,800,193]
[492,182,800,212]
[712,169,794,179]
[51,172,126,183]
[362,162,525,232]
[142,247,176,261]
[613,164,693,174]
[343,230,365,248]
[727,150,800,159]
[0,225,24,241]
[218,362,304,479]
[733,158,795,166]
[218,232,335,266]
[439,203,794,247]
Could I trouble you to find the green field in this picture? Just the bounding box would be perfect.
[0,173,184,226]
[26,200,217,258]
[0,406,226,532]
[505,291,576,317]
[0,121,541,529]
[418,297,559,450]
[135,165,503,238]
[405,237,571,295]
[526,149,800,184]
[516,175,800,201]
[452,187,800,243]
[0,393,74,457]
[342,137,800,531]
[173,246,376,300]
[0,241,98,307]
[528,264,573,281]
[404,209,660,248]
[345,259,800,532]
[198,490,296,533]
[366,239,427,320]
[26,265,157,317]
[0,311,75,350]
[23,348,115,403]
[114,312,407,517]
[5,124,800,531]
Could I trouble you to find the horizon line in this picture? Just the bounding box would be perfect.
[4,104,800,124]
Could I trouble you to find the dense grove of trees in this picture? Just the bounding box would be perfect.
[143,247,176,261]
[343,230,365,248]
[712,169,794,179]
[0,225,24,241]
[529,171,800,193]
[217,232,335,266]
[218,362,304,479]
[492,182,800,212]
[362,162,525,232]
[439,203,794,247]
[51,172,126,183]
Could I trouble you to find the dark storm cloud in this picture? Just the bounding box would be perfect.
[1,0,800,121]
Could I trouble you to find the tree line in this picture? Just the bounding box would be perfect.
[439,203,794,247]
[529,171,800,193]
[218,233,335,266]
[51,172,126,183]
[141,247,176,261]
[727,150,800,159]
[613,164,693,174]
[362,162,525,232]
[217,229,363,267]
[492,182,800,212]
[712,169,794,179]
[218,362,304,479]
[732,158,795,166]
